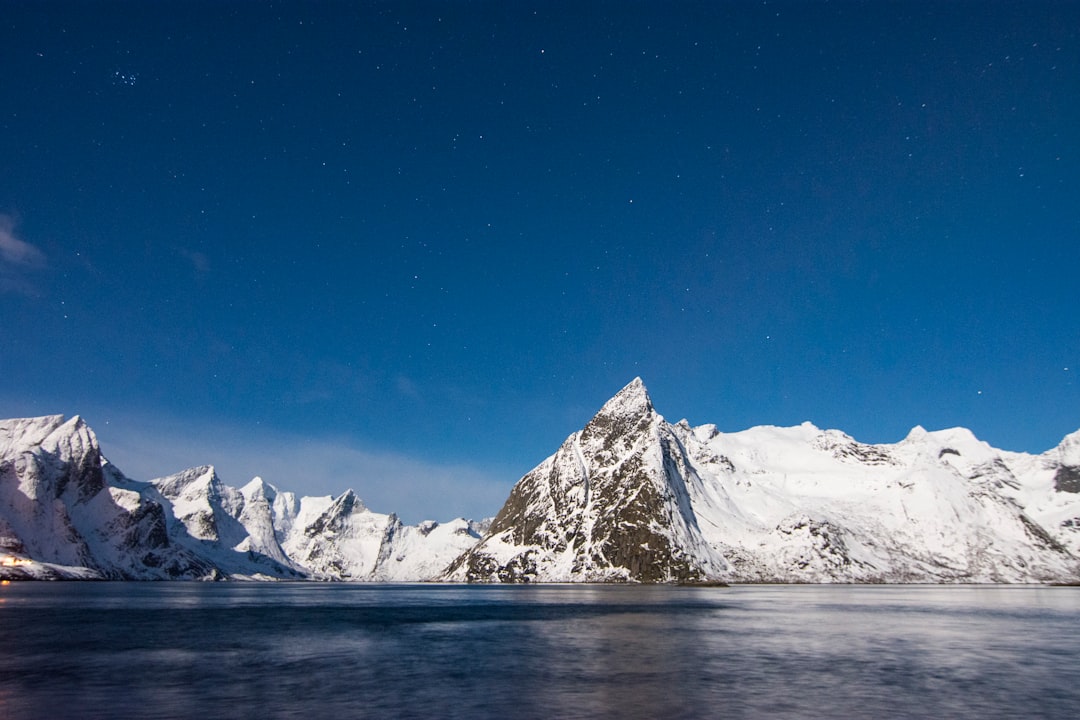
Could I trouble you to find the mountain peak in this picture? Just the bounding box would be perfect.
[622,375,648,397]
[0,415,64,454]
[446,374,726,583]
[1054,428,1080,465]
[904,425,928,442]
[241,476,278,502]
[579,378,659,451]
[597,377,654,418]
[331,489,365,515]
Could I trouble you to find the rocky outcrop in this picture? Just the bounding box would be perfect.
[444,379,728,582]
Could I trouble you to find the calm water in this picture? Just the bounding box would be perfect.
[1,583,1078,719]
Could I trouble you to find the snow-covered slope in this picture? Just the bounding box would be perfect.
[446,378,1080,583]
[281,488,486,580]
[148,467,304,579]
[0,415,217,579]
[674,421,1079,582]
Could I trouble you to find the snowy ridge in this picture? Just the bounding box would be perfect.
[281,485,485,580]
[672,420,1079,582]
[446,378,1080,583]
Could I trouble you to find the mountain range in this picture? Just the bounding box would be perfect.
[3,379,1078,583]
[0,414,484,580]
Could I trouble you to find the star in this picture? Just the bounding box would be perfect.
[112,70,138,86]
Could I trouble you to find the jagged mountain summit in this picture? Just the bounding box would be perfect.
[444,378,726,582]
[0,414,483,580]
[445,378,1080,583]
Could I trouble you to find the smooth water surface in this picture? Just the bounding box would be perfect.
[1,583,1078,719]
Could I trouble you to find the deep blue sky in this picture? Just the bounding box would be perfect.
[2,1,1078,522]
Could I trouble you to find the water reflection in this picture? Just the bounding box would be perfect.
[0,584,1077,719]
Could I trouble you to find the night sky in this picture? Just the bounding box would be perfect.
[2,1,1078,522]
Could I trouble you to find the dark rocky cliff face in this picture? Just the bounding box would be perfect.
[446,378,724,583]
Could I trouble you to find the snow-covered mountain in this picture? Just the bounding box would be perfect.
[4,381,1079,583]
[444,378,726,582]
[445,378,1080,583]
[0,415,217,579]
[0,414,482,580]
[277,488,487,581]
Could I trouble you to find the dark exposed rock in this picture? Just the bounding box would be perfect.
[446,378,724,583]
[1054,465,1080,494]
[1020,514,1067,553]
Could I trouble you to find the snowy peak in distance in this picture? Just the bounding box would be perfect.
[1047,429,1080,494]
[0,414,483,581]
[0,414,74,451]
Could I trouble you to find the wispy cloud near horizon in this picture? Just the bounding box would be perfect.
[91,412,518,525]
[0,214,47,295]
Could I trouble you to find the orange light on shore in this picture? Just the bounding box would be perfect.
[0,555,31,567]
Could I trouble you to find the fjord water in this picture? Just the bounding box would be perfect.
[1,584,1078,719]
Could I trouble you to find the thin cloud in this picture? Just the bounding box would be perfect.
[0,216,45,267]
[395,374,421,400]
[178,248,210,274]
[0,215,47,295]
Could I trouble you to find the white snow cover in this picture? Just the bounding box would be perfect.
[145,464,485,581]
[276,488,486,581]
[675,420,1080,582]
[0,415,218,579]
[446,378,1080,583]
[1,414,483,581]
